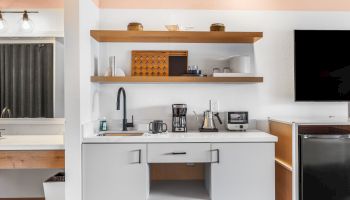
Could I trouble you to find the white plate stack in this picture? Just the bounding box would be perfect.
[213,73,259,77]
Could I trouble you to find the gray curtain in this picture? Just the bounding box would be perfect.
[0,43,54,118]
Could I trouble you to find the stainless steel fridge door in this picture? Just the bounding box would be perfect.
[299,134,350,200]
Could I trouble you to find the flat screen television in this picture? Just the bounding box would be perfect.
[294,30,350,101]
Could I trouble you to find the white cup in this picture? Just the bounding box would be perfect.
[229,56,251,73]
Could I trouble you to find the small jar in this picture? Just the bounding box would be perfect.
[99,118,108,131]
[127,22,143,31]
[210,23,225,32]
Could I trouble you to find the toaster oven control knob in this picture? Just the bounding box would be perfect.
[240,125,244,129]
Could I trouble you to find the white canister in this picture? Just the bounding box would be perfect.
[229,56,251,73]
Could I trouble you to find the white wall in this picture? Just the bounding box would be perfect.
[0,9,63,37]
[95,10,349,131]
[55,37,65,118]
[64,0,99,200]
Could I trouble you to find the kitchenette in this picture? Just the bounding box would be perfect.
[84,61,278,198]
[83,44,278,199]
[80,23,280,199]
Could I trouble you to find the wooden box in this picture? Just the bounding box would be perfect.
[131,50,188,76]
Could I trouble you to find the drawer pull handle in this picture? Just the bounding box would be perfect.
[169,152,187,155]
[211,149,220,163]
[138,149,142,164]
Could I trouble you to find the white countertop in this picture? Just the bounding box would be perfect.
[83,130,277,143]
[0,135,64,150]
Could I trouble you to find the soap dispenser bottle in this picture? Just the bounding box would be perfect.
[99,117,108,131]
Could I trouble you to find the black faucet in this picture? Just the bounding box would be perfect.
[116,87,134,131]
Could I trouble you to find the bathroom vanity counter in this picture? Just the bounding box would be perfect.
[0,135,64,169]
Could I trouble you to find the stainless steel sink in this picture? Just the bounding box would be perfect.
[97,131,144,137]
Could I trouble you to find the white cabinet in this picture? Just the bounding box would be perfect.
[210,143,275,200]
[82,142,275,200]
[83,144,148,200]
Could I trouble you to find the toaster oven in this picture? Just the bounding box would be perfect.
[225,112,249,131]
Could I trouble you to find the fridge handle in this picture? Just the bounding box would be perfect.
[303,134,350,140]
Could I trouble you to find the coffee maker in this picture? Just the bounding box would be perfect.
[172,104,187,132]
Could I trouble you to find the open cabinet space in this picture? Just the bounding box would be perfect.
[149,163,210,200]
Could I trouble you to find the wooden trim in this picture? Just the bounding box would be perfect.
[268,118,293,125]
[91,76,264,83]
[275,158,292,172]
[275,162,292,200]
[270,120,293,200]
[269,120,293,166]
[131,50,188,56]
[90,30,263,43]
[150,163,205,181]
[0,150,65,169]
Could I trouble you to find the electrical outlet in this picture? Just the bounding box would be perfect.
[210,100,219,112]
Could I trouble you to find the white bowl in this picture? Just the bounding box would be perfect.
[165,25,179,31]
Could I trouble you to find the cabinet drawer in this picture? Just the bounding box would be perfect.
[147,143,211,163]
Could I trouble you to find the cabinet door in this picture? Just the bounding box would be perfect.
[211,143,275,200]
[83,144,148,200]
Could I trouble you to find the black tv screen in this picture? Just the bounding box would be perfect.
[294,30,350,101]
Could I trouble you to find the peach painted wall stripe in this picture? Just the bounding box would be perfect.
[0,0,98,9]
[99,0,350,11]
[1,0,350,10]
[0,0,64,9]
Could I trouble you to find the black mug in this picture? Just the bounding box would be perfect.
[149,120,167,134]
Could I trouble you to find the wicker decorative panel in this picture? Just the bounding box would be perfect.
[132,51,188,76]
[132,51,169,76]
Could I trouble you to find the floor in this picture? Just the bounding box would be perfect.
[149,180,210,200]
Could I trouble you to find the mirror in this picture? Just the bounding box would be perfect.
[0,38,64,118]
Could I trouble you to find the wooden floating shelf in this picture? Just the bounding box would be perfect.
[90,30,263,43]
[90,76,264,83]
